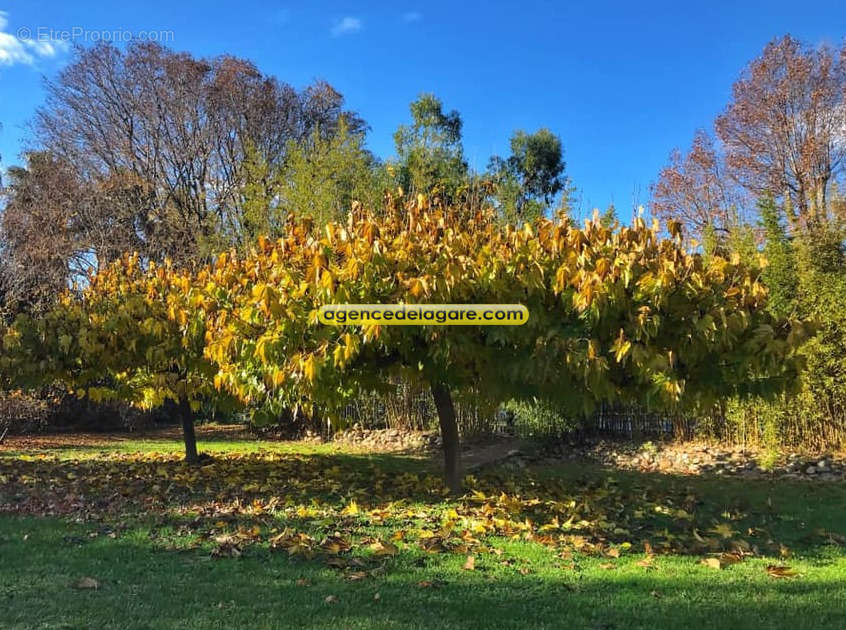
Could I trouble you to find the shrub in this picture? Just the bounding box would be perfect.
[503,398,583,439]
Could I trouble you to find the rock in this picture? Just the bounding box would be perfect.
[817,460,828,470]
[805,466,817,475]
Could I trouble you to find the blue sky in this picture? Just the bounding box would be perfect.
[1,0,845,216]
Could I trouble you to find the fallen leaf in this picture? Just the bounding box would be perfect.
[72,577,99,590]
[346,571,368,581]
[463,555,475,571]
[709,523,736,539]
[718,552,743,566]
[369,541,398,556]
[766,565,799,579]
[701,557,722,570]
[325,556,348,569]
[324,595,338,604]
[341,501,359,516]
[636,555,654,568]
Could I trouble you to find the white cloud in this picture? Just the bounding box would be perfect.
[331,16,361,37]
[402,11,422,23]
[0,11,66,67]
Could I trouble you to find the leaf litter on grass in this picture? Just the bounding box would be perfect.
[0,450,803,580]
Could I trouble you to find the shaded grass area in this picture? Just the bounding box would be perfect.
[1,434,846,629]
[3,516,846,630]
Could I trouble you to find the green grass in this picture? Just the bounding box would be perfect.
[2,431,846,629]
[0,428,362,460]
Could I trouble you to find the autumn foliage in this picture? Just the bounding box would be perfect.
[1,255,217,460]
[1,197,808,489]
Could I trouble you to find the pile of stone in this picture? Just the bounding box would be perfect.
[544,440,846,480]
[325,429,844,481]
[332,426,441,452]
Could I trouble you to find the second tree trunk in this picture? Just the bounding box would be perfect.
[430,381,462,494]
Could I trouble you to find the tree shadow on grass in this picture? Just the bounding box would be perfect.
[1,448,845,561]
[1,514,845,630]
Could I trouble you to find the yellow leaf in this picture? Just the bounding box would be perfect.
[341,500,359,516]
[303,355,318,383]
[369,541,399,556]
[766,565,799,579]
[709,523,736,539]
[701,557,723,570]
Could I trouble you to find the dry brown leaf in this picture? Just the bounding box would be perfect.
[346,571,368,581]
[325,556,348,569]
[636,555,655,569]
[598,563,616,570]
[718,552,743,566]
[324,595,338,604]
[463,555,476,571]
[766,565,799,579]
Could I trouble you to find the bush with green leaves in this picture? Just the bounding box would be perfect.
[714,198,846,450]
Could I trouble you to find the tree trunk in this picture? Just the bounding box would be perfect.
[179,396,199,463]
[430,381,462,494]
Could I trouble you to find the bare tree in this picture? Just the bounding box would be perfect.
[715,35,846,229]
[1,42,365,312]
[650,129,747,237]
[30,41,364,266]
[0,153,92,313]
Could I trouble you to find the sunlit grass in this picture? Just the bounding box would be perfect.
[1,432,845,629]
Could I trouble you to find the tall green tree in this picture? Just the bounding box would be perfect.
[392,94,468,200]
[279,120,386,225]
[600,203,619,228]
[759,197,798,321]
[488,129,566,222]
[237,142,280,251]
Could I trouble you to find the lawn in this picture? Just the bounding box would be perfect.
[1,429,845,629]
